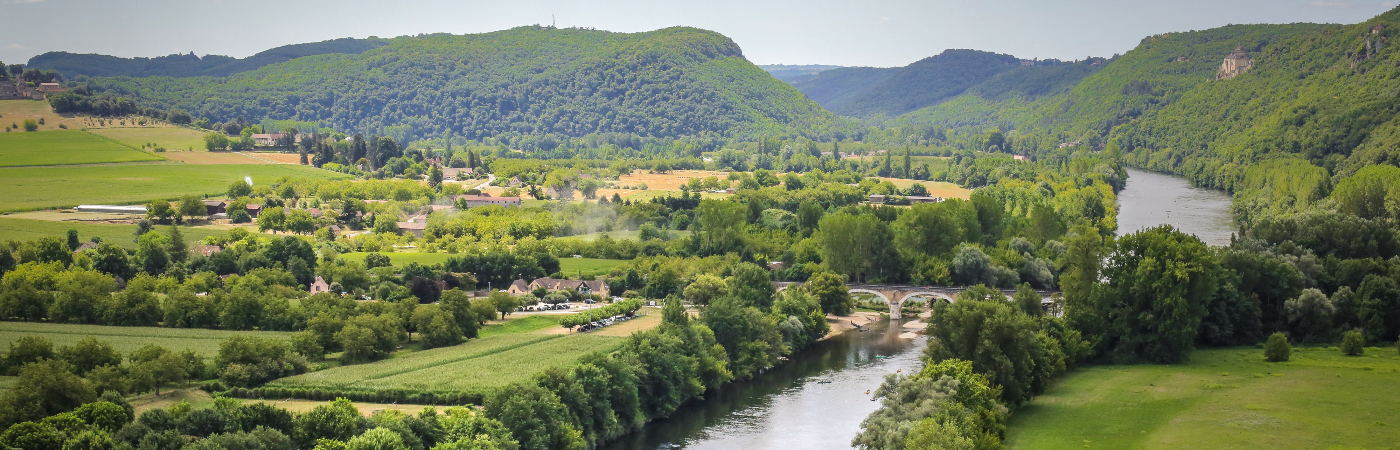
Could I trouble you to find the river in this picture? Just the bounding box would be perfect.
[1115,167,1236,246]
[600,319,924,450]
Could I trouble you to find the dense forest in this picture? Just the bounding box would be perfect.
[791,49,1031,118]
[72,27,855,143]
[26,38,390,78]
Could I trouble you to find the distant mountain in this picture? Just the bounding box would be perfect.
[28,38,391,78]
[757,64,845,83]
[83,27,852,142]
[790,49,1028,118]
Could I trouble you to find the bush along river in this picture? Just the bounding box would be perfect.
[1116,167,1235,246]
[600,319,925,450]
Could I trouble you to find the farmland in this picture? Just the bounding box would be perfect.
[875,177,971,200]
[1003,347,1400,450]
[0,216,233,248]
[0,99,87,130]
[0,322,292,357]
[338,252,625,278]
[270,330,623,393]
[0,163,347,211]
[0,130,163,166]
[87,126,211,151]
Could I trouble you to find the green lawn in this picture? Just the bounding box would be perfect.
[0,322,292,358]
[0,217,232,248]
[338,252,624,278]
[88,127,210,152]
[0,130,164,166]
[1004,346,1400,450]
[0,163,347,211]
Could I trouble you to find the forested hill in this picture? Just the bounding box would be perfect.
[80,26,852,142]
[790,49,1026,118]
[890,10,1400,198]
[27,37,390,78]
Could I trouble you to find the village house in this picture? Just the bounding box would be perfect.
[454,195,522,208]
[443,167,473,181]
[518,277,610,297]
[310,276,330,295]
[36,83,66,94]
[190,244,222,257]
[397,214,429,238]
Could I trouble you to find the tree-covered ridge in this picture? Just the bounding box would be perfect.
[27,37,390,78]
[83,26,854,142]
[791,49,1026,118]
[892,62,1106,130]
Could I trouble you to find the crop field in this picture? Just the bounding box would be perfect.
[479,315,560,337]
[0,130,163,166]
[875,178,971,200]
[1004,347,1400,450]
[338,252,624,278]
[348,334,622,392]
[159,151,269,165]
[0,100,86,130]
[0,163,347,211]
[0,217,231,248]
[87,127,209,152]
[0,322,292,357]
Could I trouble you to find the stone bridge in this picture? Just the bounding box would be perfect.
[775,282,1060,319]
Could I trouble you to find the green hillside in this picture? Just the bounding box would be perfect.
[27,37,390,78]
[790,49,1023,118]
[82,26,852,142]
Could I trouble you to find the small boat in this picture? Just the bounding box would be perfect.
[874,356,888,359]
[815,380,832,384]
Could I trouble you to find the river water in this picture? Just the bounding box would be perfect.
[600,167,1234,450]
[600,320,924,450]
[1115,167,1236,246]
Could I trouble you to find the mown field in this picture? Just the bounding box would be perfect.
[270,331,623,393]
[0,130,164,166]
[88,126,210,151]
[0,163,347,211]
[0,217,232,248]
[0,322,292,357]
[1004,346,1400,450]
[338,252,625,278]
[875,177,971,200]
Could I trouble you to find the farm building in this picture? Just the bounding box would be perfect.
[523,278,609,297]
[75,205,147,214]
[203,200,227,215]
[396,221,428,238]
[454,195,521,208]
[190,244,222,257]
[310,276,330,294]
[507,279,531,296]
[443,167,473,180]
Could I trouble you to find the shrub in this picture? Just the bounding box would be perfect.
[1264,332,1290,362]
[1341,330,1365,356]
[22,119,38,132]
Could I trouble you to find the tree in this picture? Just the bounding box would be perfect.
[1355,274,1400,343]
[412,305,463,349]
[924,297,1064,405]
[817,213,894,283]
[1284,288,1334,343]
[294,398,362,448]
[22,119,38,132]
[258,207,287,233]
[2,336,55,375]
[177,195,206,223]
[1341,330,1365,356]
[347,428,407,450]
[1264,332,1291,362]
[485,384,585,450]
[145,200,174,224]
[428,164,443,189]
[56,337,121,375]
[695,200,747,255]
[285,209,316,235]
[166,226,187,264]
[228,180,253,198]
[727,262,775,310]
[66,229,80,252]
[490,291,520,320]
[0,359,97,426]
[806,271,853,316]
[438,289,480,339]
[1013,283,1042,317]
[1097,225,1217,364]
[204,132,230,151]
[682,274,727,306]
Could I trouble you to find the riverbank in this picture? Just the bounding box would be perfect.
[825,311,883,338]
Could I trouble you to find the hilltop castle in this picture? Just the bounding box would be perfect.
[1218,46,1253,80]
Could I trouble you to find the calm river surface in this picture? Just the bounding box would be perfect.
[600,319,924,450]
[1116,167,1235,246]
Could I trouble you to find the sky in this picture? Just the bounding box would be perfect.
[0,0,1395,68]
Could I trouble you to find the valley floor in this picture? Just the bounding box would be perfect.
[1004,346,1400,450]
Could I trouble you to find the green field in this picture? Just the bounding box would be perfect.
[478,315,559,337]
[88,127,210,151]
[0,322,292,357]
[0,217,233,248]
[339,252,624,278]
[270,328,621,393]
[0,130,164,166]
[1004,347,1400,450]
[0,164,347,211]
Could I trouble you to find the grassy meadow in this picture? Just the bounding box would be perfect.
[338,252,625,279]
[0,217,233,248]
[0,130,164,166]
[1004,346,1400,450]
[0,322,292,357]
[88,127,210,151]
[0,163,347,211]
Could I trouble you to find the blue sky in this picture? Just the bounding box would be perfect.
[0,0,1393,68]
